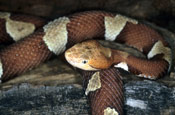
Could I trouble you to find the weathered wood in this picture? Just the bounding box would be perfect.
[0,57,82,90]
[0,83,90,115]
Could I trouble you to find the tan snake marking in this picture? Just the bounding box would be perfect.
[0,12,45,44]
[0,11,172,115]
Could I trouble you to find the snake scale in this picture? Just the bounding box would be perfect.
[0,11,172,115]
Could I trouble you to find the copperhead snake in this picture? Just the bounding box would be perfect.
[0,11,172,115]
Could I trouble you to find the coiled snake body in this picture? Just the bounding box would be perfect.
[0,11,172,115]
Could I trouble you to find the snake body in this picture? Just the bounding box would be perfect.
[0,12,46,44]
[0,11,172,115]
[81,68,123,115]
[65,39,170,79]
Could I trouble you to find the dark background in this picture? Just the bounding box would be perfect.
[0,0,174,32]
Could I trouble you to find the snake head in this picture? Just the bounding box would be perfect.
[65,40,113,70]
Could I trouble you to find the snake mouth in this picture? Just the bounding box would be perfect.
[65,56,99,71]
[70,60,99,71]
[86,64,99,71]
[65,50,98,71]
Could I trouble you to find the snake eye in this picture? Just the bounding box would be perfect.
[82,60,88,64]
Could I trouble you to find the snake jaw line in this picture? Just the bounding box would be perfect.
[65,50,98,71]
[65,40,114,70]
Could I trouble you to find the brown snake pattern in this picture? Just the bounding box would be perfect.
[0,11,172,115]
[0,12,46,44]
[81,68,123,115]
